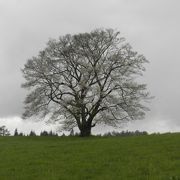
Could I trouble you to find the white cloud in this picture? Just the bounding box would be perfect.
[0,116,58,135]
[0,0,180,133]
[126,117,180,133]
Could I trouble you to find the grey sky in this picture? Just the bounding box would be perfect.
[0,0,180,134]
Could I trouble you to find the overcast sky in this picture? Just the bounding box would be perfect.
[0,0,180,135]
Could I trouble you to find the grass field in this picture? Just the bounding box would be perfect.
[0,133,180,180]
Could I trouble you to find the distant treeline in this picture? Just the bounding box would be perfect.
[14,129,58,137]
[0,125,149,137]
[101,130,148,137]
[0,126,58,137]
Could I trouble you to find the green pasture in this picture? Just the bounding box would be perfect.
[0,134,180,180]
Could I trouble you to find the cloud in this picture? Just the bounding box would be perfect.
[0,116,58,135]
[0,0,180,132]
[126,117,180,133]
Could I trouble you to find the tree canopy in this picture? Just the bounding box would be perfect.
[22,28,150,136]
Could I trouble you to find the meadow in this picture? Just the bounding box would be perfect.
[0,133,180,180]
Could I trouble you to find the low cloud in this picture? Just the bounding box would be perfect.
[0,0,180,133]
[0,116,58,135]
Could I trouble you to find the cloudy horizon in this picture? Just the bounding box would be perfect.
[1,0,180,135]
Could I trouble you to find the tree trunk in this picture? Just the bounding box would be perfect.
[80,125,91,137]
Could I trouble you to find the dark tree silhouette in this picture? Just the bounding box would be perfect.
[29,130,36,136]
[22,28,150,137]
[14,128,19,136]
[40,130,49,136]
[0,126,10,136]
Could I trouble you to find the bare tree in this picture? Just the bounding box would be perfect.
[22,29,150,136]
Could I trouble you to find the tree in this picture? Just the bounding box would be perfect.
[14,128,19,136]
[22,28,150,137]
[0,126,10,136]
[40,130,49,136]
[19,132,24,136]
[29,130,36,136]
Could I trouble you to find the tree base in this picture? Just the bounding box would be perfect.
[80,128,91,137]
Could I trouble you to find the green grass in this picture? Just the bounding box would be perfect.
[0,134,180,180]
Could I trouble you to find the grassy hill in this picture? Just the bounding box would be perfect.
[0,133,180,180]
